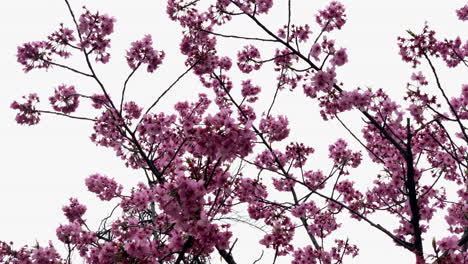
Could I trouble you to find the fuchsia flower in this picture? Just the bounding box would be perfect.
[310,43,322,61]
[411,71,428,86]
[49,84,79,114]
[456,5,468,21]
[85,174,122,201]
[259,115,290,142]
[17,41,53,72]
[78,7,116,63]
[123,101,143,121]
[316,1,347,32]
[90,94,109,109]
[62,198,86,222]
[126,35,165,73]
[328,139,362,168]
[330,48,348,66]
[47,24,76,58]
[304,68,336,98]
[10,93,41,125]
[255,0,273,14]
[237,45,262,73]
[241,79,261,102]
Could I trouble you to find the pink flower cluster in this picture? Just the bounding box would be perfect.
[436,236,466,263]
[411,71,428,86]
[303,68,337,98]
[259,115,290,142]
[273,48,299,68]
[292,245,330,264]
[126,35,165,73]
[47,24,76,58]
[123,101,143,123]
[56,221,94,247]
[235,177,268,203]
[49,84,80,114]
[179,29,220,76]
[78,7,116,63]
[241,79,261,102]
[16,24,77,72]
[0,241,63,264]
[398,24,468,67]
[237,45,262,73]
[155,177,206,222]
[291,201,320,218]
[85,173,122,201]
[309,211,340,238]
[330,48,348,66]
[259,217,295,256]
[292,240,358,264]
[304,170,326,190]
[278,24,312,43]
[91,109,126,150]
[255,149,288,171]
[285,142,315,168]
[448,84,468,120]
[255,0,273,14]
[328,139,362,168]
[456,4,468,21]
[89,94,109,109]
[175,93,211,131]
[315,1,347,32]
[10,93,41,125]
[17,41,53,72]
[445,188,468,234]
[194,109,256,160]
[335,180,364,213]
[121,183,154,212]
[62,198,87,222]
[233,0,273,15]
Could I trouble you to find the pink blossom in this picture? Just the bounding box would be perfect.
[259,115,290,142]
[328,139,362,168]
[62,198,86,222]
[78,7,116,63]
[255,0,273,14]
[316,1,347,32]
[17,41,53,72]
[456,5,468,21]
[47,24,76,58]
[241,79,261,103]
[237,45,262,73]
[310,43,322,61]
[123,101,143,122]
[330,48,348,66]
[49,84,79,114]
[11,93,41,125]
[304,68,336,98]
[411,71,428,86]
[85,173,122,201]
[126,35,165,73]
[90,94,110,109]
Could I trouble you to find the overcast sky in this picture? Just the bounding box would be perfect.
[0,0,466,263]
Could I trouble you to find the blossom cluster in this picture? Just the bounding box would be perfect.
[126,35,165,72]
[10,93,41,125]
[49,84,80,114]
[78,7,116,63]
[315,1,347,32]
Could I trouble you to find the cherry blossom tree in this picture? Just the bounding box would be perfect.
[2,0,468,263]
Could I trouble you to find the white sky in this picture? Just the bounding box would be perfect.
[0,0,466,263]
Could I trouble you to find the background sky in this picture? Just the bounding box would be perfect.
[0,0,466,263]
